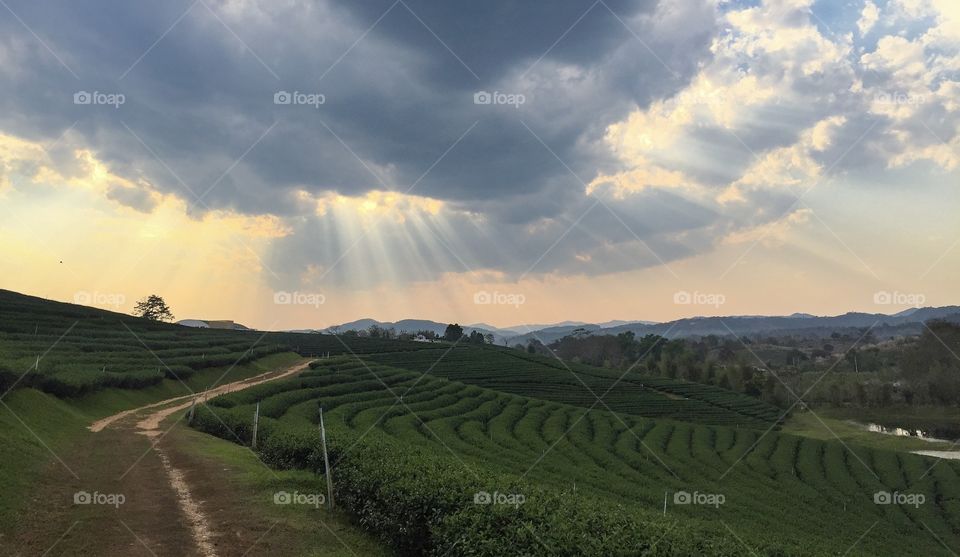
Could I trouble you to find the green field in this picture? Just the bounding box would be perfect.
[366,346,783,426]
[0,289,420,547]
[193,356,960,556]
[0,289,424,399]
[0,352,303,525]
[3,290,959,555]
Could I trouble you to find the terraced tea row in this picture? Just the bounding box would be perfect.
[193,358,960,555]
[0,290,424,397]
[365,346,783,427]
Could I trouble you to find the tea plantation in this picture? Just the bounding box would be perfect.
[193,357,960,556]
[366,346,783,427]
[0,289,423,398]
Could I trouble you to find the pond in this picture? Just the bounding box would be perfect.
[862,422,960,443]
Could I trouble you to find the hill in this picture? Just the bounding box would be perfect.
[0,289,422,398]
[193,355,960,555]
[4,289,959,555]
[323,318,514,342]
[365,345,781,427]
[507,307,960,344]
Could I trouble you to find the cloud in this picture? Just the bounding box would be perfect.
[1,0,957,292]
[0,0,717,217]
[858,1,880,35]
[105,182,158,213]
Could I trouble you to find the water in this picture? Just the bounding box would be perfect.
[913,450,960,460]
[863,422,958,444]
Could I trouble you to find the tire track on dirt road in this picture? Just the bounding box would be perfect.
[89,359,314,556]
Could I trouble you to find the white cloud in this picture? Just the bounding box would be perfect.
[858,1,880,35]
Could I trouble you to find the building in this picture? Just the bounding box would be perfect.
[176,319,251,331]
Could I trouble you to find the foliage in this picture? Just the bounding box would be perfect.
[898,320,960,404]
[443,323,464,342]
[191,358,960,556]
[365,346,782,427]
[132,294,175,322]
[0,289,421,398]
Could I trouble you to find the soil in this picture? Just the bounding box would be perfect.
[7,360,321,556]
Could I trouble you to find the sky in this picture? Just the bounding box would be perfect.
[0,0,958,330]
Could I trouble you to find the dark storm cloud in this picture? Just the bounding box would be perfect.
[105,182,157,213]
[0,0,717,218]
[262,185,730,290]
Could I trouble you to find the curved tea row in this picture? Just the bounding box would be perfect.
[193,358,960,556]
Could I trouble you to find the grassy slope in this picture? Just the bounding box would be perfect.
[0,352,302,526]
[783,410,957,453]
[818,406,960,433]
[69,352,303,419]
[171,421,388,556]
[365,345,782,427]
[196,359,960,556]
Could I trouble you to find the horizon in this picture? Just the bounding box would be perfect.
[2,0,958,331]
[8,286,951,332]
[3,1,960,555]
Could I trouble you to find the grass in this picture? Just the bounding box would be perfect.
[170,420,388,556]
[782,411,957,452]
[0,389,89,525]
[0,288,422,399]
[4,290,959,555]
[69,352,304,419]
[194,358,960,556]
[365,345,783,427]
[817,406,960,436]
[0,352,303,527]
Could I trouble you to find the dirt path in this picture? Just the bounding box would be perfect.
[118,359,312,556]
[90,360,313,433]
[9,359,314,556]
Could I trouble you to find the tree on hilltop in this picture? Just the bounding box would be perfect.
[133,294,174,322]
[444,323,464,342]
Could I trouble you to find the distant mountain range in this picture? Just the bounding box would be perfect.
[312,307,960,345]
[507,306,960,344]
[302,318,657,344]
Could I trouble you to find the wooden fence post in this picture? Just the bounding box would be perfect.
[319,407,335,509]
[252,402,260,449]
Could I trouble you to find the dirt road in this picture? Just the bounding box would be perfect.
[10,360,315,556]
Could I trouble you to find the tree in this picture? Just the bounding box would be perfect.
[444,323,464,342]
[133,294,174,322]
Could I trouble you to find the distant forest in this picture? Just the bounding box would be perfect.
[529,321,960,408]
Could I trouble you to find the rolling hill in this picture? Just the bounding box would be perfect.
[4,289,959,556]
[193,355,960,555]
[507,307,960,344]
